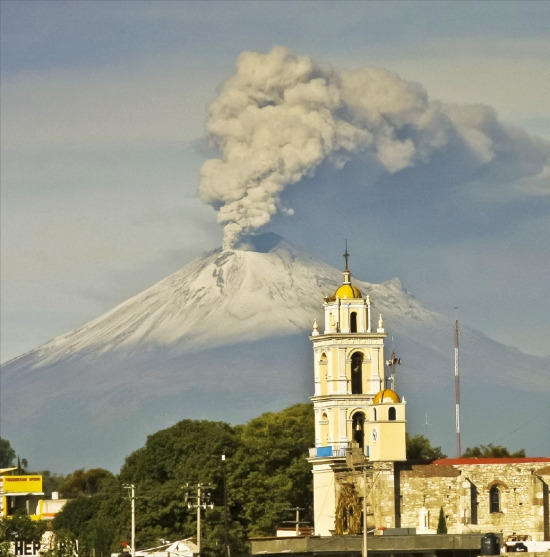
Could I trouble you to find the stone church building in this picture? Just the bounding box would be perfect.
[308,253,550,544]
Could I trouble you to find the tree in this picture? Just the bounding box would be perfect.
[53,476,121,557]
[0,510,47,543]
[40,471,65,499]
[437,507,447,534]
[406,434,447,460]
[53,495,113,557]
[53,497,100,538]
[117,419,240,554]
[58,468,113,497]
[462,444,525,458]
[230,403,314,538]
[0,439,16,468]
[1,511,47,557]
[50,404,314,556]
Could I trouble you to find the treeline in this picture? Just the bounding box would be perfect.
[55,403,313,557]
[0,404,525,557]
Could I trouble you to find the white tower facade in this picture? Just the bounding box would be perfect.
[309,253,406,536]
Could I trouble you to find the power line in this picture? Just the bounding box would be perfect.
[491,403,550,445]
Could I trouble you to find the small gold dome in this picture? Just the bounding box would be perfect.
[373,389,401,404]
[334,283,363,299]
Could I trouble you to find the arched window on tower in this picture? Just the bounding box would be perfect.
[351,353,363,394]
[350,312,358,333]
[489,485,500,513]
[320,353,328,396]
[373,408,377,421]
[352,412,365,450]
[388,407,397,421]
[320,412,329,446]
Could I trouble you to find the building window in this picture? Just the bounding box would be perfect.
[388,407,397,421]
[489,485,500,513]
[470,483,478,524]
[320,353,328,395]
[320,412,329,444]
[351,353,363,394]
[350,312,358,332]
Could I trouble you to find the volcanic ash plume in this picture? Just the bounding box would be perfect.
[198,46,547,250]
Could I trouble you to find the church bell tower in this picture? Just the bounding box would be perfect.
[309,249,406,536]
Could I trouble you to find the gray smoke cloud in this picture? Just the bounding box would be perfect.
[198,46,549,250]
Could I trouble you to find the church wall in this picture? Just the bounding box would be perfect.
[369,466,398,529]
[397,464,461,532]
[395,462,550,541]
[312,463,337,535]
[309,258,549,544]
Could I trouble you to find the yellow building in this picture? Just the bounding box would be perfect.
[0,475,44,520]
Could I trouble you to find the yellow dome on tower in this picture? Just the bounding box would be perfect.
[334,283,362,299]
[373,389,401,404]
[333,264,362,299]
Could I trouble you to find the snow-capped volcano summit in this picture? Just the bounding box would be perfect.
[7,234,431,368]
[2,234,548,472]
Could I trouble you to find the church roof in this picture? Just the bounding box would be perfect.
[432,457,550,466]
[373,389,401,404]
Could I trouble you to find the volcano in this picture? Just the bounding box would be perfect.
[2,234,548,473]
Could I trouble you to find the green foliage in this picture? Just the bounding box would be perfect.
[53,475,122,557]
[39,471,65,499]
[48,468,114,557]
[58,469,114,497]
[0,540,10,557]
[462,443,525,458]
[0,511,48,557]
[0,439,16,468]
[231,403,314,537]
[118,419,239,551]
[53,497,100,538]
[52,404,314,556]
[406,433,446,460]
[437,507,447,534]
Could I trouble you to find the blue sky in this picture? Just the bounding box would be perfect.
[1,0,549,365]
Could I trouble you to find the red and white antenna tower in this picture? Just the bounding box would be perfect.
[455,319,461,458]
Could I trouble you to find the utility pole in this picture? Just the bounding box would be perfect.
[185,482,215,554]
[122,484,135,557]
[363,465,368,557]
[283,507,309,535]
[222,454,229,557]
[346,452,391,557]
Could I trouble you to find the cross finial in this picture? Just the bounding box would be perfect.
[343,240,350,271]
